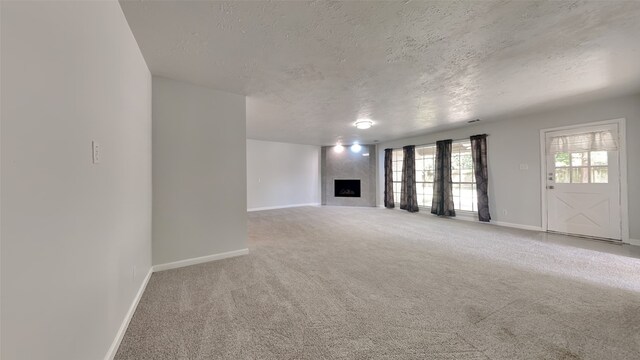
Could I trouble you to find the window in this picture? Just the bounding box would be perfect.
[554,151,608,184]
[415,145,436,207]
[391,149,403,202]
[450,141,477,212]
[392,140,477,212]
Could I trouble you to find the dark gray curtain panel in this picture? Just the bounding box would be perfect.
[431,139,455,216]
[470,134,491,222]
[384,148,395,209]
[400,145,419,212]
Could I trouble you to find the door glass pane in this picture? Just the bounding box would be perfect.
[554,152,570,167]
[555,168,570,183]
[590,151,608,166]
[571,152,589,166]
[571,167,589,183]
[591,167,608,183]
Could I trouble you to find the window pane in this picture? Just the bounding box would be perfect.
[417,182,429,207]
[425,182,433,197]
[571,167,589,183]
[571,152,589,167]
[461,169,474,183]
[452,169,460,183]
[452,153,461,170]
[555,168,570,183]
[459,184,474,211]
[452,184,460,210]
[425,170,434,182]
[424,183,433,207]
[415,159,425,172]
[590,151,608,166]
[591,167,608,183]
[471,184,478,212]
[425,156,435,170]
[459,153,473,170]
[416,146,434,157]
[554,152,570,167]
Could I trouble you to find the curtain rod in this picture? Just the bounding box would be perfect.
[386,134,489,150]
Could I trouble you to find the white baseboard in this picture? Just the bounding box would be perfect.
[152,248,249,272]
[104,248,249,358]
[490,220,544,232]
[627,238,640,246]
[247,203,320,212]
[104,268,153,360]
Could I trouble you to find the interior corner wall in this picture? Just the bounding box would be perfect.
[1,1,152,359]
[246,139,320,210]
[152,76,247,266]
[377,93,640,240]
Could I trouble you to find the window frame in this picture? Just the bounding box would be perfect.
[390,139,478,215]
[391,149,403,203]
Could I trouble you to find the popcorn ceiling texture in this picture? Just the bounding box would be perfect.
[114,206,640,359]
[120,1,640,145]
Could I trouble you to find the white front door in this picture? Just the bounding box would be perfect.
[545,123,621,240]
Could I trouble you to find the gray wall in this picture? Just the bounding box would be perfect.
[322,145,377,207]
[1,1,152,359]
[377,93,640,241]
[247,139,321,210]
[152,76,247,265]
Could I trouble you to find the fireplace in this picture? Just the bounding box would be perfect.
[334,179,361,197]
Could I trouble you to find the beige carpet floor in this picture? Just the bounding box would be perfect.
[115,206,640,359]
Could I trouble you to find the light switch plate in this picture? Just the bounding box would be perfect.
[92,141,101,164]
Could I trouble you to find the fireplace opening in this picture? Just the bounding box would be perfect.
[334,179,361,197]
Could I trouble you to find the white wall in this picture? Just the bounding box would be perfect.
[247,139,320,210]
[153,76,247,265]
[1,1,152,359]
[377,93,640,241]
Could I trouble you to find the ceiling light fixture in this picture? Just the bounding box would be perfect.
[354,119,374,129]
[350,143,362,153]
[334,144,344,153]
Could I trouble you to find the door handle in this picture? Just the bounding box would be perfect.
[547,186,555,189]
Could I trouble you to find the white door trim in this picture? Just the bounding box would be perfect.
[539,118,628,243]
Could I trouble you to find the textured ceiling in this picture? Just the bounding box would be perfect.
[120,0,640,146]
